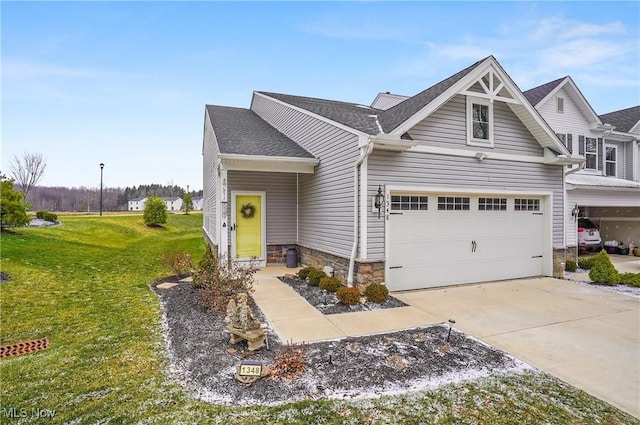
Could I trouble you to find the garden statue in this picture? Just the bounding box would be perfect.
[224,293,265,351]
[225,293,261,332]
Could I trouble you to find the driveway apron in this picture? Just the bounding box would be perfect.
[394,277,640,418]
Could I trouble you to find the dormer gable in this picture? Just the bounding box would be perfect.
[524,76,602,128]
[381,56,570,156]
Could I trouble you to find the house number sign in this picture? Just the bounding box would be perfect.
[239,360,263,376]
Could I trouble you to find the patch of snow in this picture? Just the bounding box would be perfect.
[28,218,60,227]
[566,173,640,188]
[564,271,640,298]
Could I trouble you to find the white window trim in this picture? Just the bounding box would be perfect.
[605,145,617,177]
[466,96,494,147]
[557,97,564,113]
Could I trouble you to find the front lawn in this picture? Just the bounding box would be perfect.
[1,214,637,424]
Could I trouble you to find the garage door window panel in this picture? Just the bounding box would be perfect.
[391,195,428,211]
[514,198,540,211]
[479,198,507,211]
[438,196,470,211]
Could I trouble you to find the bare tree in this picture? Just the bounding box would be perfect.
[10,152,47,203]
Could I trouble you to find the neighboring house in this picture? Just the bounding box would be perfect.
[524,77,640,252]
[128,197,147,211]
[202,56,580,291]
[163,197,183,212]
[192,196,204,211]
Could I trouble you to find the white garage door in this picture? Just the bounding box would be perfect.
[387,193,545,291]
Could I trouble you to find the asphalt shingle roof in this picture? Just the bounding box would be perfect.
[206,105,315,158]
[599,106,640,133]
[259,57,489,135]
[256,92,382,135]
[377,57,487,133]
[523,77,566,106]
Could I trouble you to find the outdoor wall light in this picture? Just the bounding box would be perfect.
[374,185,385,219]
[571,204,580,220]
[475,152,488,161]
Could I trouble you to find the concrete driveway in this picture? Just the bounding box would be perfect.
[393,277,640,418]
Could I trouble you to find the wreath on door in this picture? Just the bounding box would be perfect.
[240,203,256,219]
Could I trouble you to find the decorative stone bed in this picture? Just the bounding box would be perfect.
[152,279,530,406]
[278,276,407,315]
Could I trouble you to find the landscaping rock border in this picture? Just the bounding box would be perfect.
[279,276,407,315]
[152,280,530,406]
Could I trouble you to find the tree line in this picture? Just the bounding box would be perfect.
[22,185,202,212]
[4,152,202,213]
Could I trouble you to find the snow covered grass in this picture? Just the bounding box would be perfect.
[1,215,637,424]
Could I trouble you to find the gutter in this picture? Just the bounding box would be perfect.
[347,141,374,287]
[565,161,585,176]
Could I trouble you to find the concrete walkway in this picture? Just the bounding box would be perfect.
[252,266,639,418]
[252,266,442,343]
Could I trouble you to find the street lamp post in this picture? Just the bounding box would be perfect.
[99,163,104,216]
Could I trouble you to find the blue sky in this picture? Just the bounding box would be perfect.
[2,1,639,190]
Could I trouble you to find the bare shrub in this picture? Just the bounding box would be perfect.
[163,251,193,276]
[269,342,308,382]
[192,245,257,311]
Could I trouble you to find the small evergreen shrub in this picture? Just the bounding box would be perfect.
[36,210,57,222]
[297,267,315,280]
[577,256,596,269]
[307,269,327,287]
[364,283,389,303]
[143,195,168,227]
[336,287,361,305]
[619,272,640,287]
[565,260,577,272]
[588,250,619,286]
[319,277,342,293]
[43,211,57,222]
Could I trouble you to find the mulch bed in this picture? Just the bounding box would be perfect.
[279,276,407,315]
[152,278,528,406]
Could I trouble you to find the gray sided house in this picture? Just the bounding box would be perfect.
[202,56,580,291]
[524,77,640,251]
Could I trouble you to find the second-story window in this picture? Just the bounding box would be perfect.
[585,137,597,170]
[466,96,493,147]
[606,146,616,177]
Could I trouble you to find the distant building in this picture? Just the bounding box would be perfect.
[128,197,147,211]
[163,197,183,211]
[192,196,203,211]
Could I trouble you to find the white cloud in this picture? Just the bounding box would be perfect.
[531,17,626,41]
[539,39,627,69]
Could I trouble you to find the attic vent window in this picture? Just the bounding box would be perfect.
[466,96,493,147]
[557,97,564,113]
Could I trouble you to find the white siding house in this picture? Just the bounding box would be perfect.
[203,56,577,289]
[524,78,640,252]
[192,196,204,211]
[163,197,183,212]
[128,197,147,211]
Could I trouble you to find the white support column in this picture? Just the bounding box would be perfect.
[219,167,229,258]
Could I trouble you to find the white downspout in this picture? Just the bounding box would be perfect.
[347,141,374,287]
[565,161,585,176]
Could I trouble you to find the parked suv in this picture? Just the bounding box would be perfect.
[577,218,602,251]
